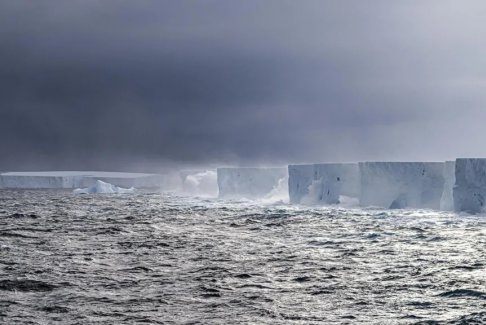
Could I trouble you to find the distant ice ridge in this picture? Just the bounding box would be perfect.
[359,162,446,209]
[217,167,287,199]
[453,158,486,213]
[0,171,165,189]
[288,163,360,205]
[73,180,135,194]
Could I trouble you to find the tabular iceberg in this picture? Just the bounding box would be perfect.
[73,180,135,194]
[0,171,165,189]
[288,163,360,205]
[453,158,486,213]
[0,172,84,189]
[359,162,445,209]
[217,167,287,199]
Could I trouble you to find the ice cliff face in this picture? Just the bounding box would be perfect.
[0,172,84,189]
[288,165,315,204]
[453,158,486,213]
[359,162,446,209]
[217,167,287,199]
[288,163,359,205]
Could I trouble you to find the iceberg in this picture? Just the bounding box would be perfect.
[0,171,165,189]
[0,172,83,189]
[288,163,359,205]
[217,167,287,199]
[359,162,445,209]
[453,158,486,213]
[73,180,135,194]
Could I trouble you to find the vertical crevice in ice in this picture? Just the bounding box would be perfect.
[440,161,455,211]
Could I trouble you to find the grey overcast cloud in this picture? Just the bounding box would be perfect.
[1,0,486,171]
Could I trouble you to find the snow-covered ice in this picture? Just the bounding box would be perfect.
[73,180,135,194]
[359,162,446,209]
[217,167,287,199]
[288,163,359,205]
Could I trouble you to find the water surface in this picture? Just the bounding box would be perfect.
[0,190,485,324]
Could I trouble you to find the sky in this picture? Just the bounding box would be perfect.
[1,0,486,171]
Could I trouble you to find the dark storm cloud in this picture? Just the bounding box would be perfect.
[1,0,486,171]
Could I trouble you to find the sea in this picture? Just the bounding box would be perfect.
[0,189,485,324]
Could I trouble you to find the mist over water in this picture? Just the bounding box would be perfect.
[181,170,219,197]
[1,190,485,324]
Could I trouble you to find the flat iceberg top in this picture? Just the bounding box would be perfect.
[0,171,160,178]
[217,167,287,172]
[359,161,445,167]
[289,163,357,167]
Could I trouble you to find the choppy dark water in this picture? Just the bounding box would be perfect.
[0,190,485,324]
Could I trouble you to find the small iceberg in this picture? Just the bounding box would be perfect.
[73,180,135,194]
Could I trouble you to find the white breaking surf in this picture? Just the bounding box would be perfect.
[181,170,218,197]
[217,167,288,199]
[73,180,135,194]
[261,176,289,204]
